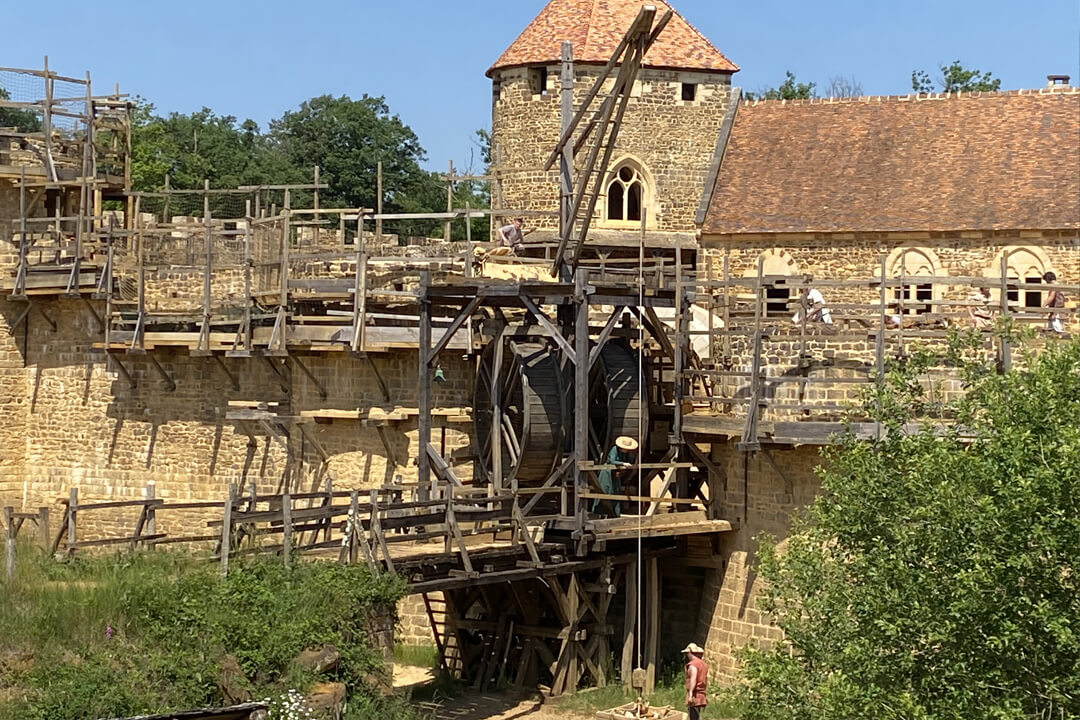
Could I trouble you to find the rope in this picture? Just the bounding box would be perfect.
[635,208,646,673]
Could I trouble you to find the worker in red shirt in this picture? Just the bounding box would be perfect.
[683,642,708,720]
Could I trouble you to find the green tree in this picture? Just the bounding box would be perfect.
[745,71,817,101]
[912,60,1002,93]
[130,102,300,193]
[270,94,444,236]
[0,86,43,133]
[739,335,1080,719]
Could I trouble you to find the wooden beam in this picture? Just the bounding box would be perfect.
[418,274,433,501]
[521,294,576,364]
[645,558,660,694]
[587,307,625,371]
[428,296,481,366]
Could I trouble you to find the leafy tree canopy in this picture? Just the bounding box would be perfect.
[912,60,1002,93]
[745,71,817,101]
[270,94,440,214]
[130,102,302,193]
[739,334,1080,719]
[0,86,43,133]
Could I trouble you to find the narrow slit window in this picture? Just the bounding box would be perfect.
[626,182,641,221]
[607,182,624,221]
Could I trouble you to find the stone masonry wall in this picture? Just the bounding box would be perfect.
[0,298,474,533]
[492,66,731,233]
[696,442,823,679]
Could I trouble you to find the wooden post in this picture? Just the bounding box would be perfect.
[202,179,212,340]
[445,160,454,242]
[999,253,1012,371]
[42,56,56,182]
[352,213,367,353]
[322,476,333,544]
[673,235,686,441]
[490,329,504,491]
[135,195,145,349]
[66,487,78,556]
[313,165,321,246]
[146,481,156,548]
[15,167,27,296]
[37,507,50,551]
[574,269,590,550]
[418,272,433,501]
[621,561,638,689]
[348,490,360,565]
[220,486,233,576]
[567,573,580,693]
[4,507,15,582]
[376,162,383,242]
[645,557,660,694]
[282,489,293,568]
[559,42,575,240]
[876,257,887,379]
[241,200,253,352]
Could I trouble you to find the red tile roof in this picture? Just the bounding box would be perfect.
[488,0,738,77]
[702,88,1080,235]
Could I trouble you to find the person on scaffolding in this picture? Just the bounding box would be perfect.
[592,436,638,518]
[495,217,526,254]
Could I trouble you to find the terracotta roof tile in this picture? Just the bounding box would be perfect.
[488,0,738,77]
[702,88,1080,235]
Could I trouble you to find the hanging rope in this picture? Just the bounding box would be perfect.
[635,207,646,674]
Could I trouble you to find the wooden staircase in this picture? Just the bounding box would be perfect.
[422,592,463,677]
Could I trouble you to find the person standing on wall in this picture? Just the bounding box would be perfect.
[1044,271,1066,333]
[683,642,709,720]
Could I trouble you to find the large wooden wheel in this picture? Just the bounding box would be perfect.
[589,341,650,461]
[474,340,566,486]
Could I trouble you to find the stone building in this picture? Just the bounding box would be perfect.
[692,84,1080,675]
[0,0,1077,686]
[489,0,738,235]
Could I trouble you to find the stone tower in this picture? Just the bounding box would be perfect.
[488,0,738,234]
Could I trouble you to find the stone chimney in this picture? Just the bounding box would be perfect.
[1047,74,1071,87]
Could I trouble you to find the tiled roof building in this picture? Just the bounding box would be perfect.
[488,0,738,76]
[702,88,1080,235]
[490,0,738,236]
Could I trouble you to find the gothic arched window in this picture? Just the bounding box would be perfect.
[606,165,645,223]
[889,248,941,315]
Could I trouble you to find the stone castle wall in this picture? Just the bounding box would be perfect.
[491,66,731,233]
[0,298,472,522]
[695,442,823,678]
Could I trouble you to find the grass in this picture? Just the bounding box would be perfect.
[0,544,408,720]
[393,643,440,669]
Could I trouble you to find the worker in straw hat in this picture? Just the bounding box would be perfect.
[682,642,708,720]
[592,435,638,518]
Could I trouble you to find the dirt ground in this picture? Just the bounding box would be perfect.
[393,664,591,720]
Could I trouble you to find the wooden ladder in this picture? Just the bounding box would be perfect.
[422,592,462,677]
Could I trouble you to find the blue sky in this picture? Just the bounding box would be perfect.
[5,1,1078,171]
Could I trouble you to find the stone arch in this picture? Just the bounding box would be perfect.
[601,156,658,228]
[885,247,944,315]
[988,246,1054,309]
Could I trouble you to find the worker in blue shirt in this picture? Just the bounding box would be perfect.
[592,436,638,518]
